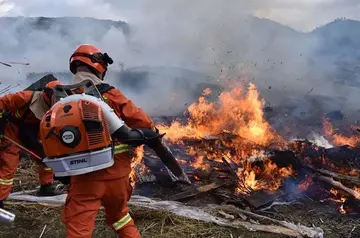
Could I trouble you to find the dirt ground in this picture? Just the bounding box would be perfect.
[1,158,360,238]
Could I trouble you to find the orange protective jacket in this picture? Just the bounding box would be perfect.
[71,78,154,182]
[0,90,50,157]
[0,91,39,141]
[0,90,53,195]
[0,91,38,121]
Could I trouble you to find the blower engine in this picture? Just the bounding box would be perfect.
[39,97,117,177]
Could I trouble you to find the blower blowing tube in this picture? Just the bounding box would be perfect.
[53,94,191,184]
[0,208,15,224]
[112,125,187,178]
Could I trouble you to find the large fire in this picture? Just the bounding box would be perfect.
[157,83,282,145]
[127,79,360,215]
[117,65,360,221]
[156,83,292,193]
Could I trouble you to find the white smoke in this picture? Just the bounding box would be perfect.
[0,0,359,120]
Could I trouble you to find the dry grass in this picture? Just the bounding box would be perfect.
[2,156,360,237]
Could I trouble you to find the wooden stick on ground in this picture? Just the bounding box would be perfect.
[208,204,324,238]
[168,181,226,201]
[315,175,360,199]
[231,220,303,237]
[38,224,47,238]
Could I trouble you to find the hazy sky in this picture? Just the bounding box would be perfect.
[0,0,359,32]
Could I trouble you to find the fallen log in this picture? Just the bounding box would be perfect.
[312,168,360,187]
[314,175,360,199]
[7,191,323,237]
[208,204,324,238]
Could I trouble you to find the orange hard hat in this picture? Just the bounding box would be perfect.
[69,44,114,74]
[42,80,64,106]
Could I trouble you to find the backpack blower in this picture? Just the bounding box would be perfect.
[39,80,191,184]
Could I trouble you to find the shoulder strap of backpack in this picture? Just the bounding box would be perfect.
[19,92,36,124]
[96,83,115,94]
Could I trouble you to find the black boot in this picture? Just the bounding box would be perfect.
[36,183,63,197]
[0,200,3,209]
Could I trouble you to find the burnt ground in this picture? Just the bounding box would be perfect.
[1,157,360,238]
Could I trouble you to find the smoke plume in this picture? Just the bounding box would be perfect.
[0,0,359,124]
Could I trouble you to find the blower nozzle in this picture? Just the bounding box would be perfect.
[0,208,15,224]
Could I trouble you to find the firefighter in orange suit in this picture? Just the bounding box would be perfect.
[61,44,154,238]
[0,80,64,209]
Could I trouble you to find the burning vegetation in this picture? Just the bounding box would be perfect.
[130,80,360,222]
[156,83,289,192]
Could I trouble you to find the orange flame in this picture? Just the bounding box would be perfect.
[329,188,348,213]
[297,175,313,193]
[157,83,283,146]
[157,82,292,193]
[353,187,360,199]
[339,204,346,214]
[329,188,347,203]
[331,187,360,214]
[130,146,145,187]
[236,161,293,193]
[323,119,360,147]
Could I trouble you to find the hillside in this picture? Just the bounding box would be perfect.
[1,16,359,74]
[310,18,360,86]
[0,16,359,62]
[0,17,128,57]
[311,18,360,56]
[0,16,129,37]
[1,16,360,115]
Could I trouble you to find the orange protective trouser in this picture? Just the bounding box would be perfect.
[0,125,54,201]
[62,176,140,238]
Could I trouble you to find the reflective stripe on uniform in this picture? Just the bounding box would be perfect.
[114,144,131,155]
[15,110,21,118]
[0,178,13,186]
[112,213,132,231]
[43,168,53,171]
